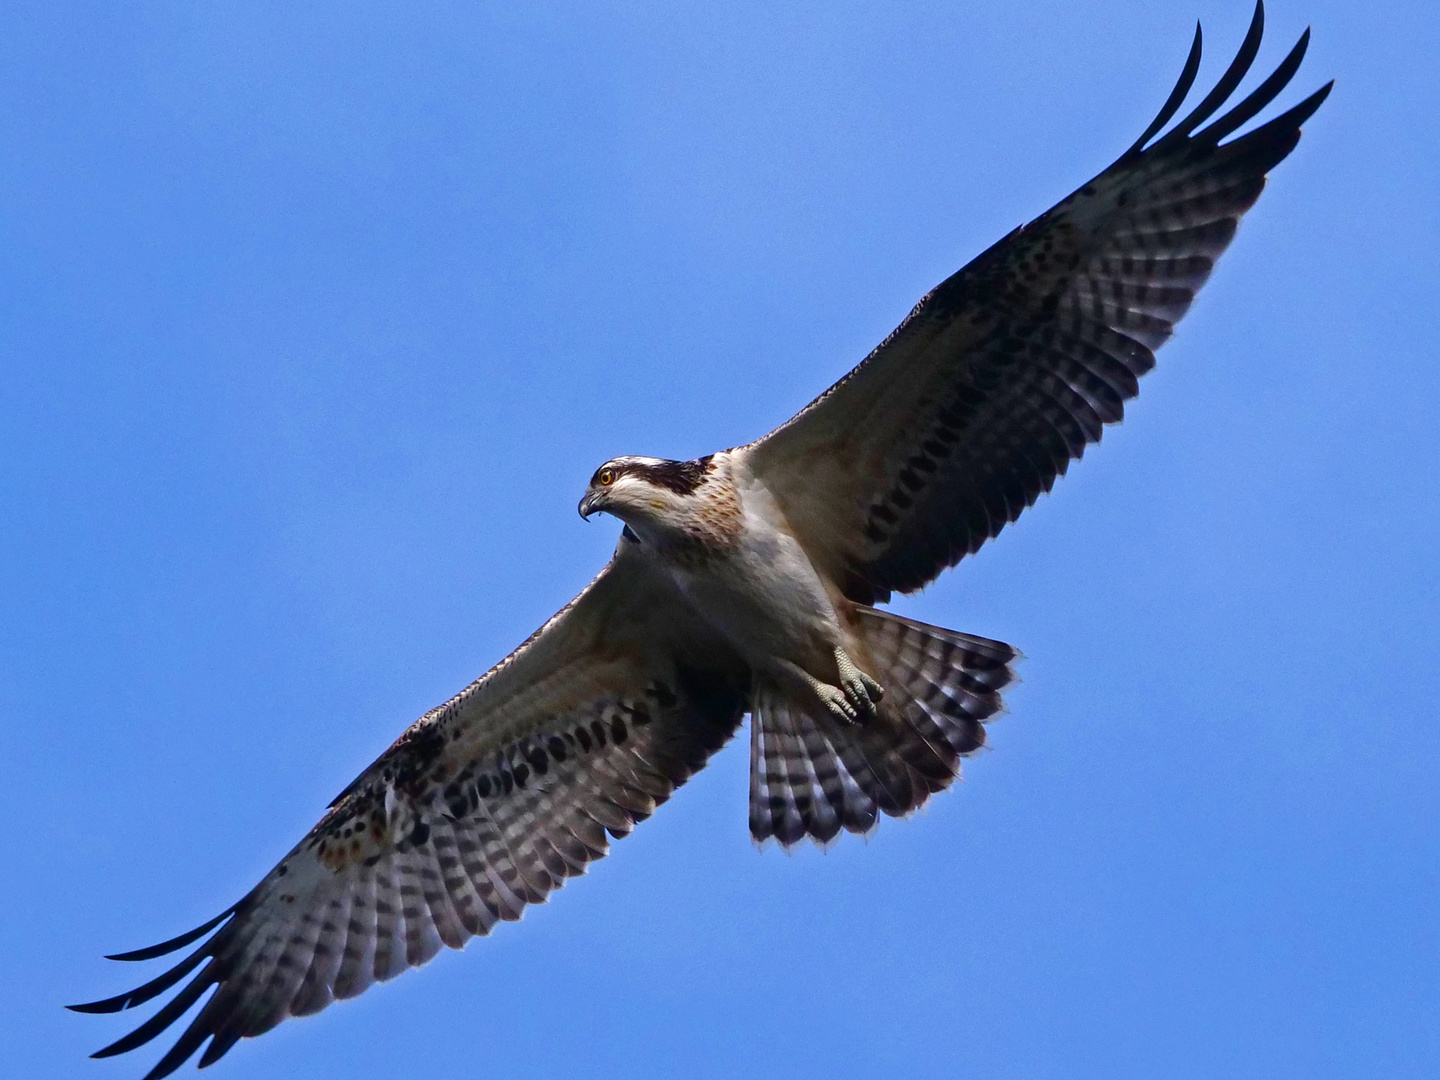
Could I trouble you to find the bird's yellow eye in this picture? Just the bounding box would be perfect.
[598,469,614,486]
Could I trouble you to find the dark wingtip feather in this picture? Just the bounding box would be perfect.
[67,1001,113,1015]
[196,1029,243,1068]
[1159,0,1266,146]
[103,906,237,962]
[89,962,217,1059]
[141,1016,218,1080]
[68,947,211,1014]
[1220,77,1333,173]
[1124,21,1204,157]
[1116,2,1329,173]
[1285,79,1334,130]
[1200,27,1311,145]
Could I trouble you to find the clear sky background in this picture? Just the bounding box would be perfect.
[3,2,1437,1078]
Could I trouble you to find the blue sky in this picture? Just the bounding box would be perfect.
[4,2,1438,1078]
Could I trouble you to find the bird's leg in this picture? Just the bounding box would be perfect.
[834,647,884,721]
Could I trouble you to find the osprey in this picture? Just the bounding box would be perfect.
[74,5,1329,1075]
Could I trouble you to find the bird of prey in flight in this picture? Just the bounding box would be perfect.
[73,4,1329,1075]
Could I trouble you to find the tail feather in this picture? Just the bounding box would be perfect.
[750,691,885,846]
[749,694,808,846]
[790,707,878,836]
[748,607,1019,848]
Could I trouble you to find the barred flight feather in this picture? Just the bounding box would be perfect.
[747,0,1331,604]
[72,555,747,1079]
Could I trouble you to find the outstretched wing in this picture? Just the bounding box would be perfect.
[71,541,748,1079]
[744,2,1331,604]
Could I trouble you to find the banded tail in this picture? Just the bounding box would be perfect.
[749,606,1018,847]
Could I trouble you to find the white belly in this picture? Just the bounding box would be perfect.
[663,477,841,678]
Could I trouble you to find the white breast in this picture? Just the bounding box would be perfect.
[661,454,843,676]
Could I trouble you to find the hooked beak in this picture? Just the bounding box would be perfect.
[578,491,605,520]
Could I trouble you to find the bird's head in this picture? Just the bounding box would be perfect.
[578,455,714,540]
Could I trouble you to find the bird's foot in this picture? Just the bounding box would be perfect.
[834,648,884,722]
[774,655,883,726]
